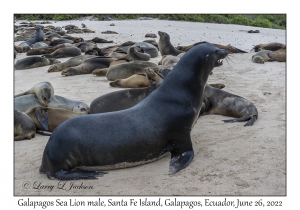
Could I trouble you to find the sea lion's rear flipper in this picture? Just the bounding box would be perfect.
[223,115,256,126]
[36,130,52,136]
[169,150,194,175]
[14,91,28,98]
[244,115,257,126]
[35,108,49,131]
[54,170,107,180]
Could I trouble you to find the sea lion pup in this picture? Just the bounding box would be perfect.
[21,26,44,46]
[14,82,54,106]
[25,107,87,133]
[251,42,286,52]
[61,56,118,76]
[177,42,247,53]
[48,54,96,72]
[91,68,163,113]
[268,48,286,62]
[158,31,184,56]
[14,56,60,70]
[106,60,161,81]
[158,55,180,66]
[201,84,258,126]
[42,47,82,59]
[109,73,150,88]
[252,50,273,64]
[14,110,36,141]
[39,43,228,180]
[127,45,151,62]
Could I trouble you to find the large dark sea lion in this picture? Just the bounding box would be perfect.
[14,56,60,70]
[39,42,228,180]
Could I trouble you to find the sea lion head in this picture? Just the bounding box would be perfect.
[72,103,90,114]
[252,56,264,64]
[158,31,170,41]
[193,43,228,70]
[38,87,53,106]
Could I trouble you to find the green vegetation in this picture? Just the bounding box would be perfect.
[14,14,286,30]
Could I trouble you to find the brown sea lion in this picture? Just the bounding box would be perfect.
[25,107,87,132]
[251,42,286,52]
[61,56,118,76]
[48,54,96,72]
[177,42,247,53]
[91,37,113,43]
[42,47,82,59]
[105,60,161,81]
[14,110,36,141]
[109,73,150,88]
[268,48,286,62]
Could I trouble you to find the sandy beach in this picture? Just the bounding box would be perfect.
[14,18,286,196]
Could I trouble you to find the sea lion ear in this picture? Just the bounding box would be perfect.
[169,150,194,175]
[35,108,49,131]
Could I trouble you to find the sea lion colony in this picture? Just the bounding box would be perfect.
[14,20,285,180]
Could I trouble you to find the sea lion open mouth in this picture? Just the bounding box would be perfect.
[216,59,223,67]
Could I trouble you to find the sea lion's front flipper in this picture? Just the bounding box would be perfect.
[54,170,107,180]
[35,108,49,131]
[169,150,194,175]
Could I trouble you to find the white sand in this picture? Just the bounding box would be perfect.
[14,19,286,196]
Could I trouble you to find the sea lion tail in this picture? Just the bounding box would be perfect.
[244,115,257,126]
[54,170,107,180]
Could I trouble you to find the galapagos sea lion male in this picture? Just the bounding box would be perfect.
[39,42,228,180]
